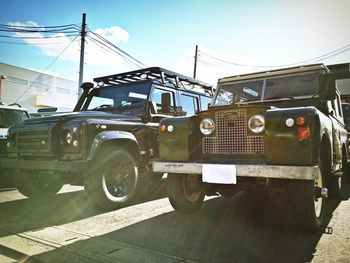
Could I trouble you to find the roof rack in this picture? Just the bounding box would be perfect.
[94,67,213,95]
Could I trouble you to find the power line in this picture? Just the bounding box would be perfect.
[199,43,350,69]
[88,29,146,68]
[0,23,80,29]
[86,36,136,70]
[0,34,80,39]
[0,40,66,45]
[0,24,80,35]
[15,34,80,102]
[86,34,143,69]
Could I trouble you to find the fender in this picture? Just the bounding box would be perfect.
[88,130,139,161]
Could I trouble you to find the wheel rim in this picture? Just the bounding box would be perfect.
[102,162,136,201]
[314,173,324,218]
[182,175,202,202]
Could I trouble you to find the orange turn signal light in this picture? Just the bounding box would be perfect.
[297,127,311,142]
[296,117,306,126]
[159,124,167,132]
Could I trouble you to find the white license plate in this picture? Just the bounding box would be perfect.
[202,164,237,184]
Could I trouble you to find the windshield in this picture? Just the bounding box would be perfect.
[213,73,319,105]
[0,109,29,128]
[85,82,151,115]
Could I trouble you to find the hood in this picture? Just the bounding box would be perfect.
[24,111,142,124]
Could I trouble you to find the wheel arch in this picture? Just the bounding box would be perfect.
[88,130,140,163]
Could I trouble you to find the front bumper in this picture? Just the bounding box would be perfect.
[0,158,89,173]
[152,161,319,181]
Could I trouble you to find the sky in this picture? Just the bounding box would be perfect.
[0,0,349,86]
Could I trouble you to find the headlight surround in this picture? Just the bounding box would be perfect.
[200,118,215,135]
[248,115,265,133]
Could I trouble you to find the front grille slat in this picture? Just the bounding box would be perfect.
[16,127,52,155]
[202,109,264,155]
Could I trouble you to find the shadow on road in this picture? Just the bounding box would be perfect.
[0,181,167,239]
[18,184,350,263]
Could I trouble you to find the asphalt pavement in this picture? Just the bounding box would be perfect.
[0,183,349,263]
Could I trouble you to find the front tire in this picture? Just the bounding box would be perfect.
[291,159,326,233]
[13,170,64,199]
[85,149,139,210]
[167,173,205,213]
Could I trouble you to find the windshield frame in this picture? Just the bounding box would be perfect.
[81,80,153,115]
[213,72,320,105]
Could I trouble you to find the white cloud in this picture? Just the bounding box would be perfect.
[94,26,129,43]
[174,46,261,85]
[8,21,41,28]
[8,21,133,71]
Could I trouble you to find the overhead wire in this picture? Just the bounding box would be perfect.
[15,34,80,102]
[86,37,135,70]
[86,33,143,69]
[0,23,80,29]
[88,29,146,68]
[0,22,146,69]
[0,34,80,39]
[198,43,350,69]
[0,40,63,45]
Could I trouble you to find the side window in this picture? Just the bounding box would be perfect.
[151,88,175,115]
[179,93,198,116]
[200,96,212,111]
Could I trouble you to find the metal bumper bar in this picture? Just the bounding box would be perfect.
[0,158,88,173]
[152,162,319,180]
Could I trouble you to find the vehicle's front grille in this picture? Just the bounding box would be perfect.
[202,109,264,155]
[17,128,52,155]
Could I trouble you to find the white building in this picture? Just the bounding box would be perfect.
[0,63,78,112]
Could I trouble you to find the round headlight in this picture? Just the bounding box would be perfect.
[200,118,215,135]
[65,131,73,144]
[248,115,265,133]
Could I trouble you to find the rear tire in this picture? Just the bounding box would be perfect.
[13,170,64,199]
[167,173,204,213]
[328,174,344,199]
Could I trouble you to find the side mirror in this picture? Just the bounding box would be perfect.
[161,93,172,113]
[319,74,336,100]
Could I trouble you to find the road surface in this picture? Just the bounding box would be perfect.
[0,183,349,262]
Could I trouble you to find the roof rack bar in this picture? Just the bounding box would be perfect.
[93,67,213,93]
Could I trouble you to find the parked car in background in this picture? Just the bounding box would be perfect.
[0,103,30,187]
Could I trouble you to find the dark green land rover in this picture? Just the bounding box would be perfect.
[3,67,213,209]
[153,63,350,233]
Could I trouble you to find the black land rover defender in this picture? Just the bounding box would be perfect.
[153,63,350,233]
[3,67,213,209]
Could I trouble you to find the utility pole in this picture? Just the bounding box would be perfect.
[78,13,87,97]
[193,45,198,79]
